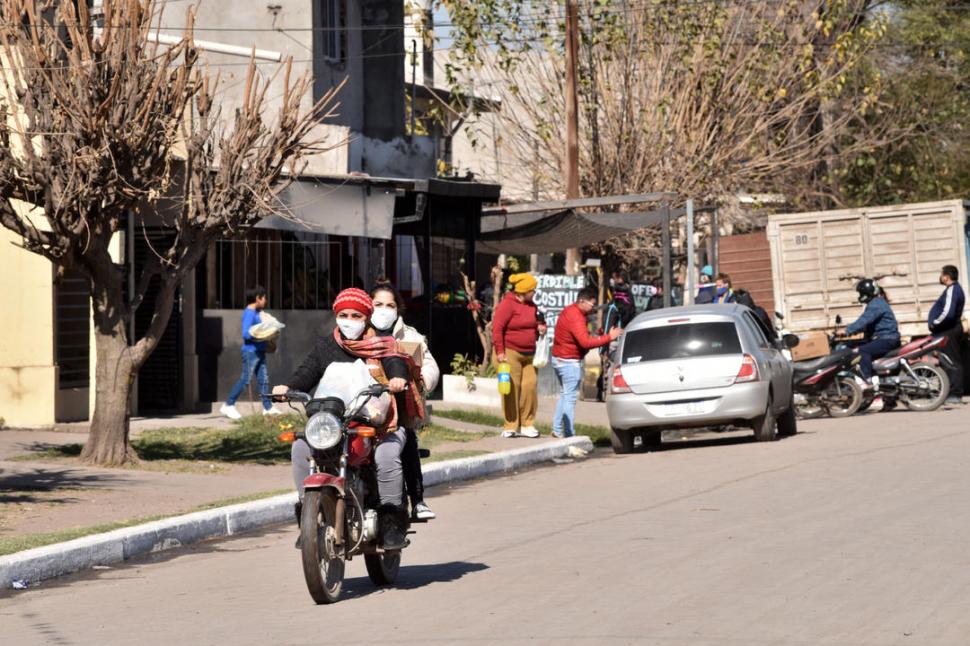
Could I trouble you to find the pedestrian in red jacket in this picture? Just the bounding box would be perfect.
[551,286,622,437]
[492,273,547,438]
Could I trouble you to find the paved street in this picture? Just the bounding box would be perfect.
[3,405,970,645]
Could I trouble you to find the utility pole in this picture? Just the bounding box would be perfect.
[564,0,580,276]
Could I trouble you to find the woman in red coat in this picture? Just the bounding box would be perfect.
[551,286,622,437]
[492,273,547,437]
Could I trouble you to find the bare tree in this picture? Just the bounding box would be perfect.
[441,0,897,267]
[0,0,337,464]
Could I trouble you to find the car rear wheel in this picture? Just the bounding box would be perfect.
[777,393,798,436]
[611,427,634,454]
[752,396,778,442]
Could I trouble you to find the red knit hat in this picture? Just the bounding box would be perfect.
[333,287,374,317]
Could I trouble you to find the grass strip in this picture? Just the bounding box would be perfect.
[0,489,292,557]
[417,424,497,448]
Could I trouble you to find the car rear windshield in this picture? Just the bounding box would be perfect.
[622,322,742,363]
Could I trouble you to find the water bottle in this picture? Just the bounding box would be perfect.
[497,361,512,395]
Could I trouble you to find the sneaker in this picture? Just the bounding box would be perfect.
[502,430,517,438]
[220,404,242,420]
[945,396,963,405]
[414,501,436,520]
[263,407,284,416]
[520,426,540,438]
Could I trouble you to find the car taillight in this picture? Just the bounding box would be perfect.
[734,354,760,383]
[611,366,632,394]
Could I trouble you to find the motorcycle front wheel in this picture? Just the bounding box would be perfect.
[301,490,345,604]
[365,551,401,586]
[902,362,950,412]
[825,376,863,417]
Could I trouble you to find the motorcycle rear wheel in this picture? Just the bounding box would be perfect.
[902,362,950,412]
[365,551,401,585]
[825,376,863,417]
[301,490,345,604]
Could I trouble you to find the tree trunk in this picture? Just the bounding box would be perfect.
[80,267,139,466]
[81,317,138,465]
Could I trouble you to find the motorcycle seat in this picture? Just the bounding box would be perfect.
[792,348,855,376]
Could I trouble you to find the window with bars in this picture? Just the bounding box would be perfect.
[204,231,352,311]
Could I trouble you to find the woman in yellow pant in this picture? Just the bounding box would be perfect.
[492,273,547,437]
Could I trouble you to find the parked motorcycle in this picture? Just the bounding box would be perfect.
[791,346,864,419]
[275,384,417,605]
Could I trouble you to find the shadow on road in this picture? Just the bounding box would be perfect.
[342,560,490,599]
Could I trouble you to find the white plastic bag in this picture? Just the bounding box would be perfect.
[312,360,391,426]
[533,333,550,368]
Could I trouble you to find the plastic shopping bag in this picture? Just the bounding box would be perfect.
[533,333,550,369]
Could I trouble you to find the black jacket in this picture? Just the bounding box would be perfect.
[287,333,408,394]
[611,285,636,326]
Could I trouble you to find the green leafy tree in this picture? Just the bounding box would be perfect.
[841,0,970,205]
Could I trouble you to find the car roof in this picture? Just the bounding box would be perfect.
[626,304,749,331]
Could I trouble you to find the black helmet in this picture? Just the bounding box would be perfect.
[855,278,878,304]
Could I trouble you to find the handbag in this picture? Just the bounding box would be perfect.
[532,333,550,368]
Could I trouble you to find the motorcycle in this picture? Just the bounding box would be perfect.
[275,383,418,604]
[791,345,864,419]
[830,316,953,412]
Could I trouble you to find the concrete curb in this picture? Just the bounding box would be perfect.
[0,436,593,589]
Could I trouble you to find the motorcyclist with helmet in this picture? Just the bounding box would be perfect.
[845,278,901,382]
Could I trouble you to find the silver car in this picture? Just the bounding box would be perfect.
[606,304,798,453]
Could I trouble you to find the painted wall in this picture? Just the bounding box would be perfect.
[0,227,56,427]
[198,309,337,403]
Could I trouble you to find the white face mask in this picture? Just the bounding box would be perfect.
[371,306,398,331]
[336,318,366,340]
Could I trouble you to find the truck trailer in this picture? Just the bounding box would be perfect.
[767,199,970,338]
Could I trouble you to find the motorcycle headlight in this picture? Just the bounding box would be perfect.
[304,412,342,450]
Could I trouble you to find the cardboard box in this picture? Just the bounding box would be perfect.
[791,331,830,361]
[396,341,424,367]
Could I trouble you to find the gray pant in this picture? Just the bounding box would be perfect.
[291,427,406,508]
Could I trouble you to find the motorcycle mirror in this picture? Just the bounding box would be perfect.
[835,314,843,325]
[774,311,784,320]
[782,334,800,349]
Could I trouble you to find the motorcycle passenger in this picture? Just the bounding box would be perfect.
[929,265,965,404]
[370,280,441,520]
[273,288,414,551]
[846,279,900,382]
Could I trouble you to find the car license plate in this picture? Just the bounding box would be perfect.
[658,400,713,417]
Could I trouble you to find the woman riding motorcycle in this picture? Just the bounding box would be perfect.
[845,279,901,382]
[272,288,417,551]
[370,280,440,521]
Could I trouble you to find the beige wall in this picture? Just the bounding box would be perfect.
[0,226,56,427]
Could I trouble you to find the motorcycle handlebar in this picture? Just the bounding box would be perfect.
[267,383,390,406]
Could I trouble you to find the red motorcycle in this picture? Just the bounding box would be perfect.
[831,315,953,412]
[276,384,418,604]
[865,335,953,411]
